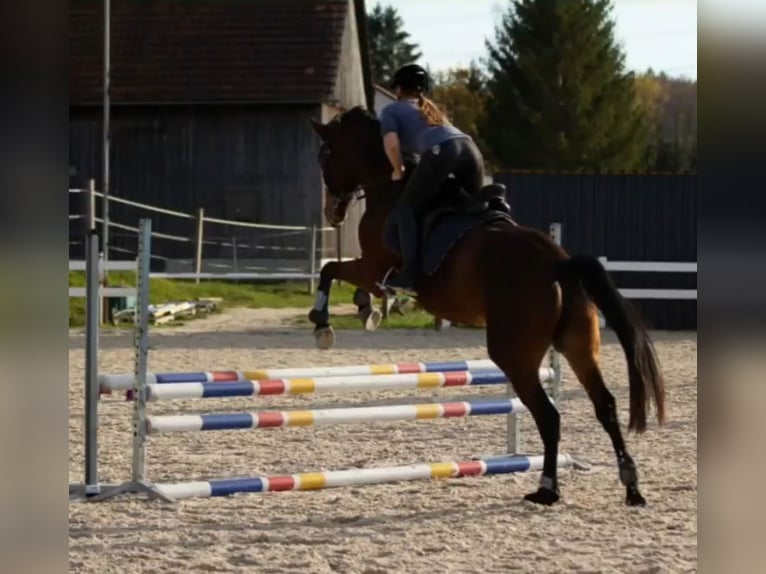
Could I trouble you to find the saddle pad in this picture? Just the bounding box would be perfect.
[421,210,513,276]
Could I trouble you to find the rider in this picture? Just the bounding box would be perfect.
[379,63,508,291]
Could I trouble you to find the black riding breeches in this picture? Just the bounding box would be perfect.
[398,136,485,215]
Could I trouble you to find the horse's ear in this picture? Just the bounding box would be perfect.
[311,119,328,140]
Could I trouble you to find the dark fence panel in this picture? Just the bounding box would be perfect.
[494,172,697,330]
[69,104,325,264]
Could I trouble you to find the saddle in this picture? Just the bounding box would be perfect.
[379,174,517,295]
[419,178,516,243]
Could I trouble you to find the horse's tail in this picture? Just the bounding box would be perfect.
[557,255,666,432]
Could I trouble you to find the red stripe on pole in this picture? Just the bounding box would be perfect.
[443,372,469,386]
[396,363,422,374]
[257,380,286,395]
[211,371,240,382]
[441,402,468,417]
[456,461,484,477]
[266,475,296,491]
[256,412,285,428]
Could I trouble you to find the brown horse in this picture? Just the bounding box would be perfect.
[308,107,666,507]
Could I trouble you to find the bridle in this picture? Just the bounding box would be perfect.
[318,141,393,206]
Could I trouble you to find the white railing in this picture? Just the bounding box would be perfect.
[597,257,697,328]
[69,182,338,288]
[68,258,139,298]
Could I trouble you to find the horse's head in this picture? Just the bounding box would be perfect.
[311,107,389,227]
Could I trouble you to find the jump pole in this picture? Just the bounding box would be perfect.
[99,358,502,391]
[155,454,576,501]
[144,397,538,434]
[143,368,554,401]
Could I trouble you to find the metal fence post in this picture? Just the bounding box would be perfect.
[87,179,108,324]
[87,179,97,231]
[231,236,238,272]
[84,225,101,495]
[194,208,205,284]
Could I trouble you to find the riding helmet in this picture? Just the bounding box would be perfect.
[390,63,430,93]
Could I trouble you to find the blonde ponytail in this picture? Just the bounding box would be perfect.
[417,95,450,127]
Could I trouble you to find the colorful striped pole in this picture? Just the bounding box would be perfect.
[99,359,501,391]
[146,397,529,434]
[155,454,574,500]
[145,369,550,401]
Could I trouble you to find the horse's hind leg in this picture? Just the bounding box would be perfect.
[352,288,383,331]
[559,304,646,506]
[486,304,563,505]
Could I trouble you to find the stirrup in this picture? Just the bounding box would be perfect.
[377,267,418,297]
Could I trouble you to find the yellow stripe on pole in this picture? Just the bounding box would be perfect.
[415,404,442,419]
[369,364,397,375]
[243,370,269,380]
[416,373,443,388]
[288,378,316,394]
[429,462,458,478]
[287,411,315,426]
[297,473,326,490]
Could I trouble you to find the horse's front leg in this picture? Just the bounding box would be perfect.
[308,258,385,350]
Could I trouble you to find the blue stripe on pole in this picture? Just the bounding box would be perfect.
[156,372,208,383]
[201,381,255,398]
[484,456,532,475]
[424,361,470,372]
[200,413,255,430]
[470,372,508,385]
[208,477,267,497]
[468,399,515,416]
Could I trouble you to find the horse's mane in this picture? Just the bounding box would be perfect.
[333,106,379,127]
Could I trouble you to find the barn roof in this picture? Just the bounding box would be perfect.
[70,0,372,105]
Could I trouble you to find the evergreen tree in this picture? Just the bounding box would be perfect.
[366,3,422,86]
[483,0,650,171]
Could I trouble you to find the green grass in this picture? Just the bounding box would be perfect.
[291,307,439,330]
[68,272,359,327]
[68,273,472,331]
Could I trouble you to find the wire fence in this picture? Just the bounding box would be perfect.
[69,181,339,290]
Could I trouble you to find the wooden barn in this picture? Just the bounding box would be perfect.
[69,0,374,267]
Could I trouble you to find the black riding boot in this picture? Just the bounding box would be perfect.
[384,204,419,291]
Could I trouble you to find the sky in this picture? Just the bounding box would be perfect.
[372,0,697,80]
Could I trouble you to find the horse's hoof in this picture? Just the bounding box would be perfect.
[361,308,382,331]
[626,488,647,507]
[314,326,336,350]
[523,487,560,506]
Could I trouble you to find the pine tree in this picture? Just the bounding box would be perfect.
[366,3,422,86]
[483,0,650,171]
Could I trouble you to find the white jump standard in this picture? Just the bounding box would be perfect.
[73,217,584,503]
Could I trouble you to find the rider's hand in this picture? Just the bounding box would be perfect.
[391,168,403,181]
